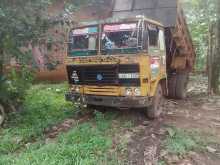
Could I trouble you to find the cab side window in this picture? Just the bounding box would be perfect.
[158,30,165,51]
[148,25,159,47]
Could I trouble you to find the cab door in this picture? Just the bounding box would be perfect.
[147,24,166,96]
[147,24,166,81]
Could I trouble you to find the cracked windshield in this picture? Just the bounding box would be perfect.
[102,23,139,55]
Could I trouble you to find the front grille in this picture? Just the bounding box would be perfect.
[66,64,140,86]
[84,86,119,96]
[84,65,118,85]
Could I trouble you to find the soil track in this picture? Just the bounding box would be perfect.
[44,75,220,164]
[124,75,220,165]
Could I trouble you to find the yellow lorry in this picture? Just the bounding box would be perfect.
[65,0,195,118]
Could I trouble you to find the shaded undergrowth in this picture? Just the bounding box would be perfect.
[0,84,74,155]
[0,84,127,165]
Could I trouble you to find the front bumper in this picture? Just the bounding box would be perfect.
[65,92,152,108]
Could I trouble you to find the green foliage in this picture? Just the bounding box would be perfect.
[0,0,102,54]
[7,66,33,102]
[0,83,74,155]
[0,66,33,108]
[94,111,111,131]
[0,89,122,165]
[0,1,51,58]
[0,85,134,164]
[183,0,217,71]
[0,0,104,107]
[0,122,112,165]
[158,160,166,165]
[0,0,53,108]
[163,128,199,155]
[122,121,134,128]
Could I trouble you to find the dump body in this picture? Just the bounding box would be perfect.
[112,0,178,27]
[111,0,195,73]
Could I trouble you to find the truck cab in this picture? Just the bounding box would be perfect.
[65,16,167,118]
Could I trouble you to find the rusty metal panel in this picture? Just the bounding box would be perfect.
[113,0,178,27]
[133,0,177,9]
[114,0,133,11]
[157,0,177,8]
[133,0,155,9]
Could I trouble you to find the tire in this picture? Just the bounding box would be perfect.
[175,73,188,99]
[160,79,168,96]
[0,104,5,126]
[87,105,106,112]
[168,74,177,98]
[86,104,97,110]
[147,84,164,119]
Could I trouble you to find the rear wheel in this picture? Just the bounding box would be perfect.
[0,104,5,126]
[147,84,164,119]
[175,73,188,99]
[168,74,177,98]
[168,72,189,99]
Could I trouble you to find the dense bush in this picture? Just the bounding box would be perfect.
[0,83,74,155]
[0,65,33,110]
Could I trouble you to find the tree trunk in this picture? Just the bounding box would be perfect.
[211,2,220,94]
[0,48,4,76]
[208,24,214,95]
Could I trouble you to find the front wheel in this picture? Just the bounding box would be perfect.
[0,104,6,126]
[147,84,164,119]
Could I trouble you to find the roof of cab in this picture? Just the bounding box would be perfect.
[73,16,164,29]
[112,0,178,27]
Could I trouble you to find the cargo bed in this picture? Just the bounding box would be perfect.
[111,0,195,72]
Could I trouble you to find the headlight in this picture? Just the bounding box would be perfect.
[134,88,141,96]
[71,71,79,82]
[125,88,132,96]
[75,86,80,93]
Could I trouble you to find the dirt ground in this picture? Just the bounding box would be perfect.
[122,94,220,165]
[124,75,220,165]
[45,75,220,165]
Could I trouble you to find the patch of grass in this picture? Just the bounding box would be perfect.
[0,112,123,165]
[122,121,134,129]
[0,83,74,155]
[163,127,203,155]
[94,111,112,132]
[158,160,166,165]
[0,84,136,164]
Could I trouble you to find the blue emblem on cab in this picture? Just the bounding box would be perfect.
[96,74,103,81]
